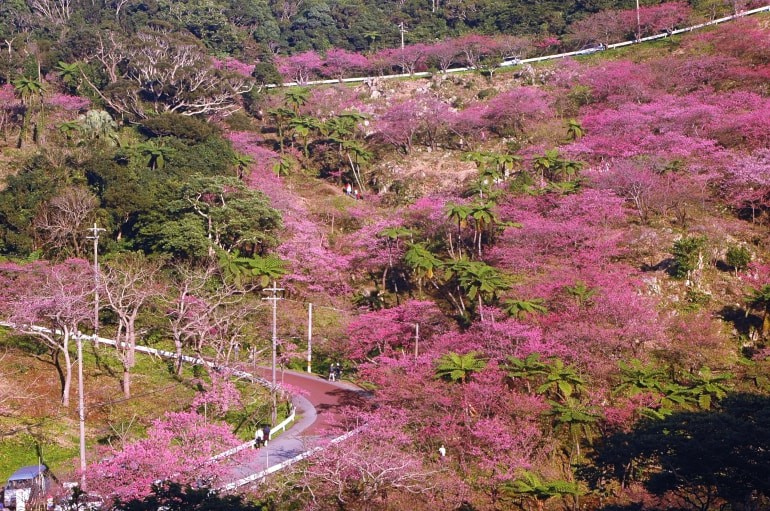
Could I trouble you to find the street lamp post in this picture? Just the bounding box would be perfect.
[86,224,105,336]
[262,282,283,424]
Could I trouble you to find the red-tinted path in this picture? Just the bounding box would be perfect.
[222,367,369,486]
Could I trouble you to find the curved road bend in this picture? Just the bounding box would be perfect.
[224,368,369,483]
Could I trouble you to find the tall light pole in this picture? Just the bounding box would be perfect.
[76,332,86,489]
[86,224,105,336]
[307,303,313,374]
[635,0,642,42]
[262,281,283,424]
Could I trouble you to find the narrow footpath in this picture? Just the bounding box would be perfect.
[223,367,369,487]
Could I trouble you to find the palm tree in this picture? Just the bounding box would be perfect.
[503,297,548,319]
[547,397,601,461]
[469,200,499,256]
[615,359,668,396]
[502,470,581,511]
[565,280,596,308]
[13,76,45,147]
[246,254,288,287]
[565,118,584,141]
[505,353,548,393]
[284,87,310,114]
[444,259,511,321]
[217,252,287,288]
[340,139,371,193]
[363,30,380,50]
[57,120,82,143]
[232,153,255,179]
[55,61,82,92]
[267,107,296,153]
[445,202,473,258]
[133,142,176,170]
[686,366,733,410]
[272,155,294,177]
[289,115,320,158]
[404,242,442,297]
[379,226,413,294]
[536,358,586,402]
[435,351,486,383]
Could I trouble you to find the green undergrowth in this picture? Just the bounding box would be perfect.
[0,329,276,481]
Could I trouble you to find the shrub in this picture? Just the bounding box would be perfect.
[671,235,707,279]
[726,244,751,272]
[139,113,216,142]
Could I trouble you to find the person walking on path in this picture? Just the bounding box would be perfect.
[329,365,336,381]
[262,424,271,446]
[254,426,264,448]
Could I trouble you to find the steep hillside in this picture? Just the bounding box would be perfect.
[0,9,769,511]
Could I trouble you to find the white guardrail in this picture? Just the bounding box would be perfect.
[221,427,363,491]
[270,4,770,88]
[0,322,300,466]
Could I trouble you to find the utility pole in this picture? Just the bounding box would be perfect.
[262,281,283,424]
[414,323,419,360]
[635,0,641,41]
[307,303,313,374]
[76,332,86,489]
[86,224,105,336]
[399,21,407,50]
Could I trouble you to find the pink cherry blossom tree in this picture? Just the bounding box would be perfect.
[276,51,323,84]
[86,411,242,503]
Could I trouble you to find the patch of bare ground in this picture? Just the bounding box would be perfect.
[375,149,478,198]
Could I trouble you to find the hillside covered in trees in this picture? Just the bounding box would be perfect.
[1,1,770,510]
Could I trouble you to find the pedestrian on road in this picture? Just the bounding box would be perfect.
[329,365,336,381]
[255,426,264,448]
[263,424,271,445]
[333,362,342,380]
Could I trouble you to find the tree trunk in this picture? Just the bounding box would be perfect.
[174,335,184,376]
[122,365,131,398]
[62,346,73,407]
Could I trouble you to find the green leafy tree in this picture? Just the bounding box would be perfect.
[725,244,751,273]
[671,235,707,280]
[435,351,486,383]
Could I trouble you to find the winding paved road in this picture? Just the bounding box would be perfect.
[222,367,369,488]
